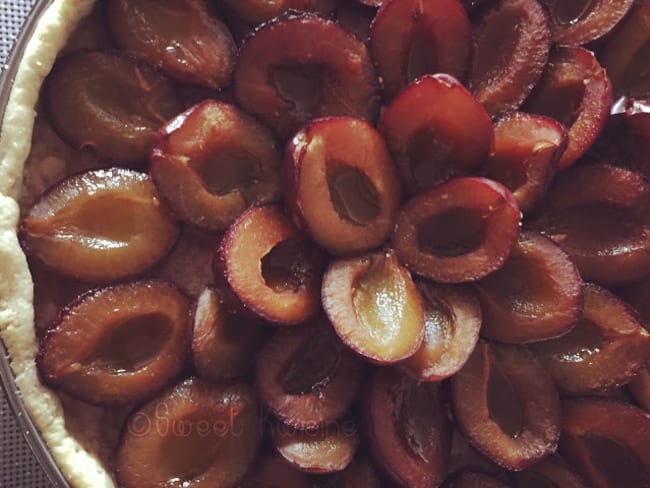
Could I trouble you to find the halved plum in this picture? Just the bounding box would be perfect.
[468,0,552,116]
[535,163,650,285]
[379,75,494,195]
[362,367,452,488]
[443,471,510,488]
[369,0,471,99]
[321,250,424,363]
[392,177,521,283]
[234,12,380,140]
[239,452,311,488]
[599,1,650,100]
[333,1,377,41]
[485,112,567,213]
[218,0,337,25]
[512,455,587,488]
[284,116,402,256]
[631,370,650,412]
[523,47,613,170]
[475,231,583,343]
[192,287,261,381]
[559,398,650,488]
[540,0,633,46]
[256,318,364,429]
[214,205,323,325]
[533,283,650,394]
[107,0,236,90]
[45,50,182,166]
[272,420,360,474]
[37,280,190,405]
[400,281,482,381]
[150,100,281,231]
[450,342,561,470]
[21,168,179,283]
[116,378,260,488]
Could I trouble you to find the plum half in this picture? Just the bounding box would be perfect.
[485,112,567,213]
[107,0,236,90]
[255,318,364,429]
[535,163,650,286]
[214,205,323,325]
[559,397,650,488]
[284,116,402,256]
[150,100,281,231]
[272,420,360,474]
[393,177,521,283]
[191,287,261,381]
[468,0,552,117]
[45,50,181,166]
[523,47,613,170]
[21,168,179,283]
[234,12,380,140]
[599,0,650,101]
[475,231,583,344]
[450,342,561,470]
[533,283,650,394]
[362,367,452,488]
[321,250,424,363]
[400,281,482,381]
[540,0,633,46]
[379,74,494,195]
[369,0,471,99]
[116,378,260,488]
[37,280,190,405]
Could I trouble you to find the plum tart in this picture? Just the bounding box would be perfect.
[1,1,650,487]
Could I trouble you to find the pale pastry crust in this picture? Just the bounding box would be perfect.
[0,1,115,487]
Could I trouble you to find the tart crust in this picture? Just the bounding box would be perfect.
[0,1,115,487]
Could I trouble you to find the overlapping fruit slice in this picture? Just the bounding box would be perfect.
[191,287,261,381]
[21,168,179,283]
[151,100,281,231]
[540,0,633,46]
[475,231,583,343]
[38,280,190,405]
[451,342,561,470]
[559,398,650,488]
[215,205,323,325]
[362,367,452,487]
[533,283,650,394]
[369,0,471,99]
[393,177,521,283]
[599,0,650,100]
[234,12,380,140]
[284,116,402,256]
[256,318,363,429]
[484,112,567,213]
[322,250,424,363]
[107,0,236,90]
[468,0,551,116]
[400,281,482,381]
[272,420,360,474]
[45,51,182,166]
[116,378,260,488]
[239,452,310,487]
[536,163,650,285]
[523,47,612,169]
[379,74,494,195]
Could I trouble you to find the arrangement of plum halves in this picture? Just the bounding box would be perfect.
[17,0,650,486]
